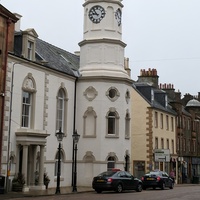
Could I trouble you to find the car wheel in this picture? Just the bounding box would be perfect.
[136,183,143,192]
[95,189,102,193]
[115,183,123,193]
[161,182,165,190]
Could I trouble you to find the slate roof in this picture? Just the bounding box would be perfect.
[13,31,80,77]
[35,38,80,77]
[133,82,177,115]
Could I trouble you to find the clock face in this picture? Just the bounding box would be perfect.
[115,8,122,26]
[89,5,106,24]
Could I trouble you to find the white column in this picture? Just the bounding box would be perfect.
[38,145,44,186]
[22,145,28,185]
[30,145,37,186]
[15,145,20,174]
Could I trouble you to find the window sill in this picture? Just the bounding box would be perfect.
[105,135,119,138]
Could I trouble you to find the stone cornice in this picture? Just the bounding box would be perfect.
[83,0,123,8]
[79,38,126,48]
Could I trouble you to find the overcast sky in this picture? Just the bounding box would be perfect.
[2,0,200,96]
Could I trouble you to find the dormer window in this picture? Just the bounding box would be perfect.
[21,28,38,61]
[165,95,168,107]
[151,89,154,101]
[27,41,33,60]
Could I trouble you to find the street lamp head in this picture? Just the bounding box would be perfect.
[72,130,80,144]
[56,128,64,142]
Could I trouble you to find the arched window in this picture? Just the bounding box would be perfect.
[21,74,36,128]
[108,112,116,135]
[83,107,97,137]
[106,108,119,137]
[107,156,115,171]
[56,89,65,131]
[124,154,130,172]
[125,111,130,139]
[21,92,32,127]
[54,151,63,176]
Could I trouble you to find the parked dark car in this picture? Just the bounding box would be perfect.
[92,169,143,193]
[141,170,174,190]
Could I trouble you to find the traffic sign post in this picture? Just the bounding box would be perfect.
[154,149,170,162]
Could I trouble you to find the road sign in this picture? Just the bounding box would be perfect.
[154,149,170,162]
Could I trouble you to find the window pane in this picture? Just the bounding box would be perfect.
[108,112,116,134]
[27,41,33,60]
[21,91,31,127]
[107,157,115,171]
[56,90,65,130]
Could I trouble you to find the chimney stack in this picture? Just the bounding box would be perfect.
[137,68,159,88]
[14,13,22,32]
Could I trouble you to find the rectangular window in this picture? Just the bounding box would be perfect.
[193,139,196,153]
[154,112,158,128]
[160,113,163,129]
[21,91,31,127]
[155,137,158,149]
[27,41,33,60]
[183,138,186,152]
[188,139,191,152]
[183,117,186,129]
[167,139,169,149]
[188,119,190,130]
[171,117,174,131]
[166,115,169,130]
[177,137,180,151]
[161,138,164,149]
[171,140,174,154]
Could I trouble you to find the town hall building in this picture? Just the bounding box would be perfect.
[1,0,133,191]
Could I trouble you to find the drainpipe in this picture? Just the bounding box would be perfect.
[71,77,78,187]
[0,18,11,174]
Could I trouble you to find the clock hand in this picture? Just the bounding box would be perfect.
[94,9,100,16]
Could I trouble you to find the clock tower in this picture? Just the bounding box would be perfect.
[76,0,132,186]
[79,0,129,78]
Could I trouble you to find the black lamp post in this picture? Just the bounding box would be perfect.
[124,154,128,172]
[72,130,80,192]
[55,128,64,194]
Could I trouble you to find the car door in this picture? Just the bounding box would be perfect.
[117,171,131,190]
[124,171,137,190]
[162,172,170,187]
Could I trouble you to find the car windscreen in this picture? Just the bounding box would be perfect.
[97,171,116,177]
[149,171,162,176]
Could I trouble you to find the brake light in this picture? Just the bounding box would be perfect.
[141,177,144,181]
[157,176,161,181]
[107,178,113,182]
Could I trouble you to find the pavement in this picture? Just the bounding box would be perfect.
[1,184,200,199]
[0,186,94,199]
